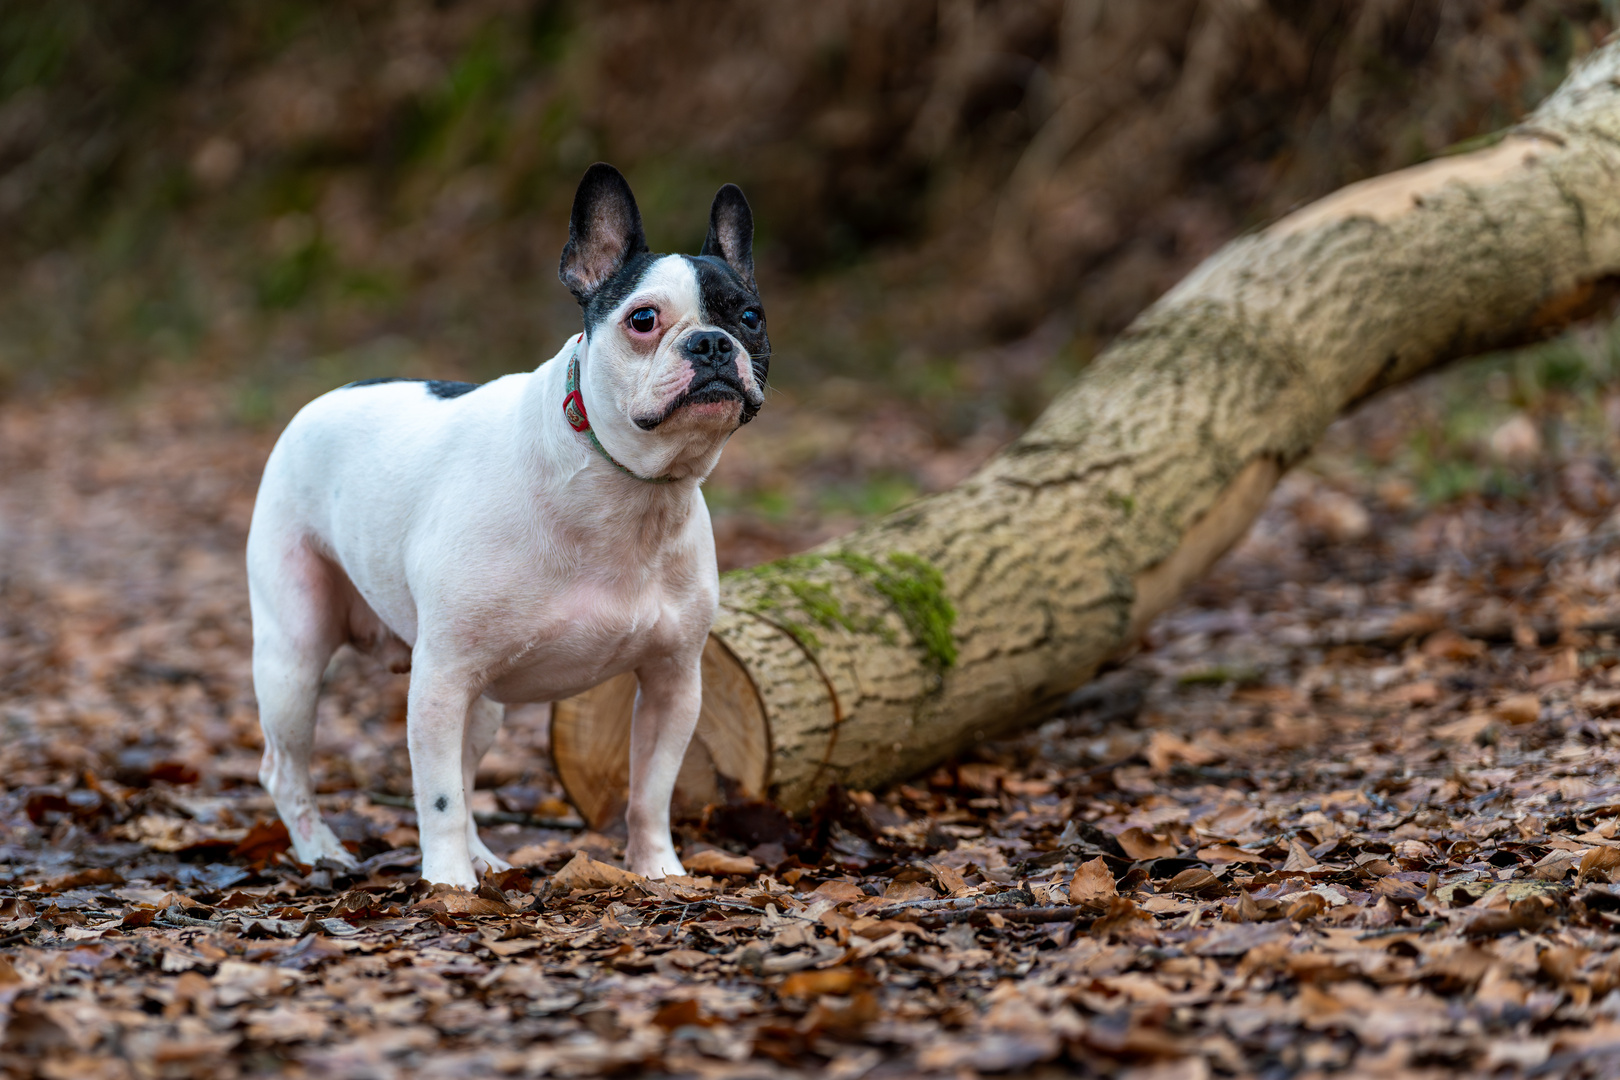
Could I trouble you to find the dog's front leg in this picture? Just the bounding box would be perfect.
[625,653,703,878]
[406,659,481,888]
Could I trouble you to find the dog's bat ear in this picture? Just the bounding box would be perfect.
[560,163,649,304]
[699,184,755,291]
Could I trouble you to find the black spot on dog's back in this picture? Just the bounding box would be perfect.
[341,377,480,399]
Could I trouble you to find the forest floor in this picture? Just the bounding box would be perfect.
[7,357,1620,1079]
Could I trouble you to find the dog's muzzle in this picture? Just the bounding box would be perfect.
[634,331,763,430]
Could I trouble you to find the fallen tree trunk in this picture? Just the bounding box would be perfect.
[552,43,1620,830]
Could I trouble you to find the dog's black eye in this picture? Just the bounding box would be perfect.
[629,308,657,333]
[740,309,762,331]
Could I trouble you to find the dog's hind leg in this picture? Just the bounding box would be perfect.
[463,696,512,876]
[248,541,358,870]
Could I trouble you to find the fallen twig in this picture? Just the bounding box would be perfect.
[915,905,1094,929]
[159,905,220,929]
[873,888,1036,919]
[1356,920,1444,941]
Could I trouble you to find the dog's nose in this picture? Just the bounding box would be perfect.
[683,331,735,367]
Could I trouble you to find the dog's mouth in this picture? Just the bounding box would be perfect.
[685,376,746,407]
[634,374,759,430]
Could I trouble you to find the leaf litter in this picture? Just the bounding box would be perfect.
[9,379,1620,1076]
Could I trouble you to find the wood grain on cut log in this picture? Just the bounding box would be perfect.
[552,42,1620,829]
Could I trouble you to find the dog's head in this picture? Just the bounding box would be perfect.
[559,163,768,477]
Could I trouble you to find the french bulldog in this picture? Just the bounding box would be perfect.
[246,163,768,887]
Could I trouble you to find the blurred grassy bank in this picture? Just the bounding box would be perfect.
[3,1,1620,547]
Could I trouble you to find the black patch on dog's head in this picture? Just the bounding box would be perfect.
[340,377,480,399]
[687,254,769,408]
[580,250,658,335]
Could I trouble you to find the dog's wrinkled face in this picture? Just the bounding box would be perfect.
[559,165,768,469]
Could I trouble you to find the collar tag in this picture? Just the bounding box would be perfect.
[562,388,589,432]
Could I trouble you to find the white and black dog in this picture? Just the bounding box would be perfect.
[246,164,768,887]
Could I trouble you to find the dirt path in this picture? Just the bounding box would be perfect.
[5,384,1620,1078]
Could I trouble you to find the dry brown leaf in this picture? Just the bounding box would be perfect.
[1227,891,1284,923]
[1422,629,1486,660]
[40,868,124,894]
[1531,648,1581,686]
[802,989,879,1036]
[230,820,291,861]
[1422,945,1496,990]
[1283,893,1327,922]
[1295,982,1346,1028]
[651,999,712,1029]
[1579,845,1620,884]
[504,843,564,869]
[1091,896,1159,942]
[930,862,969,895]
[1475,966,1530,1008]
[1165,868,1223,896]
[1144,730,1223,773]
[1386,610,1445,639]
[1465,897,1554,937]
[682,849,758,876]
[1493,694,1542,726]
[881,880,938,903]
[1433,712,1496,742]
[1069,857,1118,910]
[1282,840,1319,872]
[413,884,513,916]
[780,969,867,998]
[1540,946,1589,985]
[549,851,644,894]
[1380,680,1439,706]
[808,880,867,903]
[1117,827,1178,860]
[1197,844,1268,866]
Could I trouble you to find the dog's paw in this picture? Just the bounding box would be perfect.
[468,836,513,876]
[626,849,686,880]
[290,823,359,870]
[419,858,481,890]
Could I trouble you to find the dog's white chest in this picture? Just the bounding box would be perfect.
[478,576,693,704]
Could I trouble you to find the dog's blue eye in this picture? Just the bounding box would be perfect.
[740,309,762,330]
[629,308,657,333]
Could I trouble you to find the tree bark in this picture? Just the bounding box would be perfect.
[551,43,1620,830]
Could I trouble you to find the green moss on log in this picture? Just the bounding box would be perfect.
[727,551,958,670]
[826,552,958,670]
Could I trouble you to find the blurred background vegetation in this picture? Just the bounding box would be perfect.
[4,0,1620,561]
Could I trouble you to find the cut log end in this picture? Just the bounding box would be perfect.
[549,635,771,831]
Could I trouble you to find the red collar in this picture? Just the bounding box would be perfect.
[562,339,677,484]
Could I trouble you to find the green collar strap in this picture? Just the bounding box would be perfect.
[562,340,678,484]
